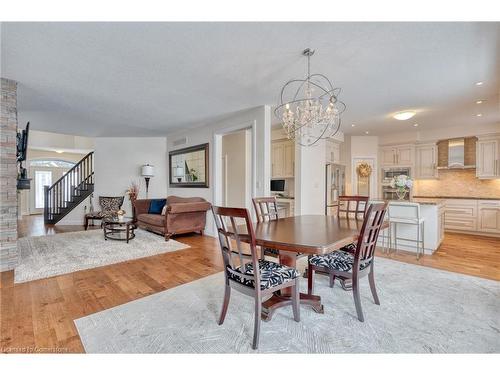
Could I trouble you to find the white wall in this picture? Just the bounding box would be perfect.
[94,137,168,217]
[294,141,326,215]
[167,105,271,236]
[28,129,94,152]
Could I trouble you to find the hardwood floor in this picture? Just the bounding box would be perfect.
[1,215,499,353]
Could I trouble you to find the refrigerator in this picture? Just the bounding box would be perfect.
[325,163,346,215]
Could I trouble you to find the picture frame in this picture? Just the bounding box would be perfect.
[169,143,209,188]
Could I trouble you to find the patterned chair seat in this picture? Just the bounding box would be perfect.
[309,250,371,272]
[228,259,299,290]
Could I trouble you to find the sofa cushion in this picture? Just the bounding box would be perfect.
[149,199,166,214]
[137,213,165,227]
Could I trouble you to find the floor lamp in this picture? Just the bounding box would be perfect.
[141,164,154,198]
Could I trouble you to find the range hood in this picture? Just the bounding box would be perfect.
[437,137,476,169]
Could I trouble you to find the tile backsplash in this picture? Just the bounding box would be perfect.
[414,169,500,198]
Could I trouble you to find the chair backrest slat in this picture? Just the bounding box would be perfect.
[252,197,279,223]
[338,195,369,219]
[212,206,261,288]
[354,202,388,268]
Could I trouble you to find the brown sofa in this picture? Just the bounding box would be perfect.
[133,196,211,241]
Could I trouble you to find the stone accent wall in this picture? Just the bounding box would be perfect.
[0,78,18,272]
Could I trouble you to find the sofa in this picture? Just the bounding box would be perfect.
[133,196,211,241]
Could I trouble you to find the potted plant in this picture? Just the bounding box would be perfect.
[390,175,413,200]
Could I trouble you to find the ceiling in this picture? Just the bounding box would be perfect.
[2,22,499,137]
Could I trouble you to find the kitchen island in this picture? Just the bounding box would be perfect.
[371,198,445,255]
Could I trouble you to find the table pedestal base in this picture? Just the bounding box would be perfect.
[261,292,324,322]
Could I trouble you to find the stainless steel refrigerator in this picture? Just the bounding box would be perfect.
[325,163,346,215]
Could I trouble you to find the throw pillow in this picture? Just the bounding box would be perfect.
[149,199,166,214]
[161,204,167,215]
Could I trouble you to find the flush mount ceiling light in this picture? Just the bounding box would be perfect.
[55,150,64,154]
[475,81,484,86]
[476,100,485,104]
[351,124,356,127]
[275,48,346,147]
[476,113,483,117]
[393,111,416,121]
[413,123,419,127]
[365,131,370,135]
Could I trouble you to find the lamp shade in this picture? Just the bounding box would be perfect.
[141,164,155,177]
[174,166,184,177]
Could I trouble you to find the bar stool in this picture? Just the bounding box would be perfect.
[387,202,425,259]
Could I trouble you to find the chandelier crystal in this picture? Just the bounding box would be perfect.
[275,49,346,146]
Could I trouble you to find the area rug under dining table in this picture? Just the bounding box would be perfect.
[74,257,500,353]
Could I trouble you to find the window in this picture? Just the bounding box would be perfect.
[30,159,75,168]
[35,171,52,209]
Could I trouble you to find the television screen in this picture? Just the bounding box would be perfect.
[270,179,285,192]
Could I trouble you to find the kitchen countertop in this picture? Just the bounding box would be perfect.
[413,195,500,201]
[371,198,445,205]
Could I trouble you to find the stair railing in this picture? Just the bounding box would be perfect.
[44,151,94,223]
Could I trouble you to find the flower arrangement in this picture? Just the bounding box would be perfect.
[116,209,126,221]
[125,181,139,201]
[390,175,413,200]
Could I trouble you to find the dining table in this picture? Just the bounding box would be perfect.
[238,214,369,322]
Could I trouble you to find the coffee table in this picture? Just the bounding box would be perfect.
[102,217,136,243]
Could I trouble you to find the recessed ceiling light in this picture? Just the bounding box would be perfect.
[351,124,356,127]
[55,150,64,154]
[393,111,416,121]
[475,81,483,86]
[413,123,419,127]
[476,113,483,117]
[365,131,370,135]
[476,100,484,104]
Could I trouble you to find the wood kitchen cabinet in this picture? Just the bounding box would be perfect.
[476,137,499,179]
[415,143,438,179]
[272,140,294,178]
[380,144,414,167]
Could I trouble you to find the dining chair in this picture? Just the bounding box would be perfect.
[212,205,300,350]
[252,197,280,257]
[307,202,388,322]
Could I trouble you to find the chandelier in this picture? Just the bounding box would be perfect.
[275,48,346,146]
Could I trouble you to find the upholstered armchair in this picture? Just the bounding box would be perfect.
[84,196,124,230]
[133,196,211,241]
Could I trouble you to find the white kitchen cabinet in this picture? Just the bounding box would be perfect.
[444,199,478,232]
[272,140,294,178]
[380,144,414,167]
[415,143,438,179]
[283,141,295,177]
[478,201,500,234]
[476,138,499,179]
[325,140,342,164]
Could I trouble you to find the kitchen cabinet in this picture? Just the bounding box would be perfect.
[380,144,414,167]
[444,199,478,232]
[478,201,500,234]
[415,143,438,179]
[272,140,294,178]
[476,138,499,179]
[326,140,342,164]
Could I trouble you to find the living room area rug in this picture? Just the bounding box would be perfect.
[15,229,190,283]
[74,257,500,353]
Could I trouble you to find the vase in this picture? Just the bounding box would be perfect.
[118,214,124,222]
[396,189,408,200]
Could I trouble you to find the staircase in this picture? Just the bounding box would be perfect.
[44,152,94,224]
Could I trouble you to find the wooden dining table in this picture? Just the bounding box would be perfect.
[238,214,368,321]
